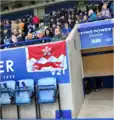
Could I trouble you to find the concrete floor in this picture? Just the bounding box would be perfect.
[78,88,114,118]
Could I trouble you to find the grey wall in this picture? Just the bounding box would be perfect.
[66,25,84,118]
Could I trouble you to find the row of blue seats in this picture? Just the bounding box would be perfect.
[0,37,52,49]
[0,77,57,105]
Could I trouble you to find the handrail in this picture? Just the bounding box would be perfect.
[0,37,52,49]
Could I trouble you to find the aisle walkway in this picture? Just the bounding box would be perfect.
[78,88,113,118]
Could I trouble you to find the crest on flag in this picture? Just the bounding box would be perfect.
[26,41,67,72]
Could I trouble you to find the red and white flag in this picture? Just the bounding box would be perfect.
[26,41,67,72]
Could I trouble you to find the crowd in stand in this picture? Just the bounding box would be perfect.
[0,1,114,48]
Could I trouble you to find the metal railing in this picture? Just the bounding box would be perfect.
[0,37,52,49]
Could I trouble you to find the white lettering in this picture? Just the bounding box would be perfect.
[57,70,61,75]
[6,60,14,72]
[62,69,65,75]
[51,70,56,75]
[51,69,66,76]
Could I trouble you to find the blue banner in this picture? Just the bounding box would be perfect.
[0,41,70,84]
[78,20,113,49]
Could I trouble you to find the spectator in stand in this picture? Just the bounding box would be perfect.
[81,15,88,23]
[3,30,11,45]
[62,22,72,36]
[32,15,40,30]
[101,3,111,19]
[110,1,114,18]
[19,19,25,31]
[88,9,97,22]
[26,33,33,40]
[28,23,35,33]
[68,19,74,29]
[11,20,19,33]
[51,28,66,42]
[0,21,4,45]
[60,16,65,25]
[39,22,45,29]
[96,9,102,20]
[4,20,11,31]
[51,23,56,32]
[45,28,53,38]
[0,21,4,44]
[43,14,50,25]
[29,15,33,23]
[4,20,11,38]
[56,25,61,30]
[0,21,4,31]
[36,30,45,39]
[23,18,29,36]
[3,30,11,39]
[17,30,25,42]
[11,30,18,43]
[79,12,83,22]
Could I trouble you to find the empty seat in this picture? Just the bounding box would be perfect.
[15,79,34,104]
[36,77,57,104]
[0,80,15,105]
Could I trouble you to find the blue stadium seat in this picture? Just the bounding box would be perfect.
[36,77,57,104]
[0,81,15,105]
[14,79,34,104]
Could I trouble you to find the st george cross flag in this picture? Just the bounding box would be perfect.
[26,41,67,72]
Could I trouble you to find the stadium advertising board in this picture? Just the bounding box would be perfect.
[0,41,70,84]
[79,20,113,49]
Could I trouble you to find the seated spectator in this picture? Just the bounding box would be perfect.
[43,14,50,25]
[101,3,111,19]
[3,29,11,39]
[96,10,102,20]
[0,21,4,30]
[81,15,88,23]
[28,23,35,33]
[79,12,83,22]
[0,21,4,45]
[3,30,11,44]
[68,19,74,29]
[39,22,45,29]
[35,30,45,39]
[62,22,72,36]
[26,33,33,40]
[11,21,19,33]
[51,23,56,32]
[19,19,25,31]
[4,20,11,31]
[3,20,11,37]
[110,2,114,18]
[56,25,61,30]
[51,28,66,42]
[88,9,97,21]
[11,30,18,43]
[60,16,65,25]
[45,28,53,38]
[17,30,25,42]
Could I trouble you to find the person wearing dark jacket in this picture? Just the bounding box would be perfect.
[45,28,53,38]
[101,3,111,19]
[88,9,97,22]
[109,1,114,17]
[68,19,75,29]
[51,28,66,42]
